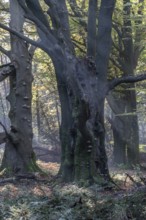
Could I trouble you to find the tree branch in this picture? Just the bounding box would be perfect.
[108,72,146,93]
[0,45,10,58]
[0,22,44,49]
[110,56,122,70]
[0,63,15,82]
[24,0,50,29]
[87,0,97,58]
[68,0,87,29]
[18,0,57,46]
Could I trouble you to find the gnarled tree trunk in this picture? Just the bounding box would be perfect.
[57,56,109,183]
[14,0,115,183]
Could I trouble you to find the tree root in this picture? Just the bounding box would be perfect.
[0,173,48,185]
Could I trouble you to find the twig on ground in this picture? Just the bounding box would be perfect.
[125,173,142,187]
[109,178,123,190]
[139,176,146,185]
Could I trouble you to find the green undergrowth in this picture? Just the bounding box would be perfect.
[1,161,146,220]
[1,179,146,220]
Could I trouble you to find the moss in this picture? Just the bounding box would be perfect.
[77,179,92,187]
[27,158,47,175]
[64,158,73,167]
[74,131,94,182]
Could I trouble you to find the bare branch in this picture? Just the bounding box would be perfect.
[87,0,97,58]
[0,22,43,49]
[72,41,86,54]
[43,0,74,52]
[68,0,85,17]
[108,72,146,93]
[68,0,87,29]
[18,0,57,46]
[112,23,122,38]
[29,45,36,59]
[24,0,50,29]
[0,46,10,58]
[110,56,122,70]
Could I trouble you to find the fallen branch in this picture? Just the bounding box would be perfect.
[15,173,36,180]
[0,177,16,184]
[125,173,142,187]
[0,173,48,185]
[109,178,123,190]
[139,176,146,185]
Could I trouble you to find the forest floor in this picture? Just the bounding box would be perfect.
[0,160,146,219]
[0,161,146,220]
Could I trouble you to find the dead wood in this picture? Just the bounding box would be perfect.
[0,173,48,185]
[125,173,142,187]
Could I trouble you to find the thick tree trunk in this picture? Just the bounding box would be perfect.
[57,57,109,183]
[1,0,37,173]
[59,86,73,182]
[55,0,114,183]
[16,0,115,183]
[54,61,74,182]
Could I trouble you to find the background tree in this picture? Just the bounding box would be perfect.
[32,50,60,149]
[108,0,146,165]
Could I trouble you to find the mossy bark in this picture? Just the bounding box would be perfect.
[1,0,37,174]
[58,58,109,184]
[22,0,115,184]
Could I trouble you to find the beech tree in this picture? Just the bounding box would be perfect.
[0,0,37,173]
[13,0,116,182]
[108,0,145,165]
[1,0,146,183]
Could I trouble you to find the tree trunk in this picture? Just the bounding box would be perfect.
[112,117,126,164]
[16,0,115,183]
[1,0,37,173]
[110,0,140,166]
[36,88,41,142]
[58,57,109,183]
[125,85,139,165]
[108,86,139,165]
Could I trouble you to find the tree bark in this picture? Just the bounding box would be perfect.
[108,0,140,165]
[14,0,115,183]
[1,0,37,173]
[108,86,139,165]
[57,56,109,183]
[36,88,41,142]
